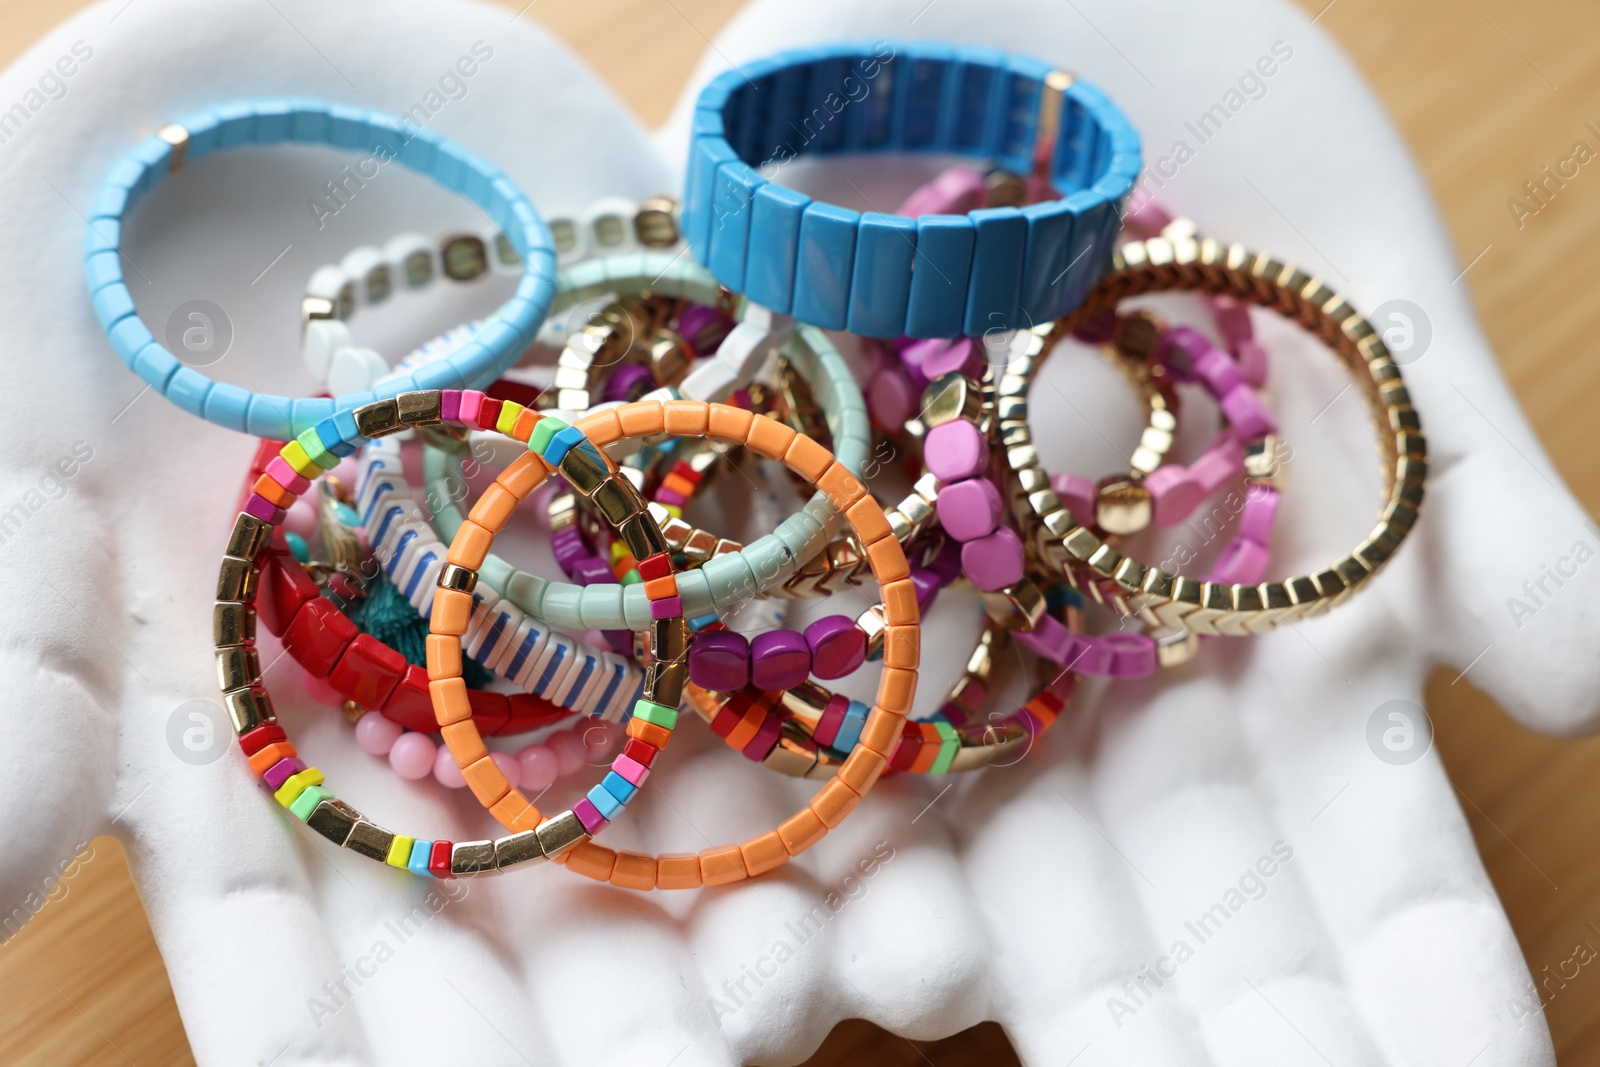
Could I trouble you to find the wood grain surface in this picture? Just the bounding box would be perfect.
[2,0,1597,1062]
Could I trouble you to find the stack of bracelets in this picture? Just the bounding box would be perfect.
[84,42,1425,888]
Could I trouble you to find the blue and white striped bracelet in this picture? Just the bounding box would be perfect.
[354,434,643,723]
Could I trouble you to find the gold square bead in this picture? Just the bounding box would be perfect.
[301,296,335,325]
[215,645,261,692]
[1095,480,1151,536]
[535,811,589,858]
[224,687,275,733]
[765,728,821,777]
[354,398,403,439]
[1309,568,1347,601]
[216,556,257,602]
[1333,555,1371,589]
[437,564,478,593]
[396,390,443,426]
[306,799,362,847]
[855,605,888,660]
[553,366,592,391]
[621,514,669,560]
[343,821,394,862]
[635,197,680,247]
[225,513,271,561]
[651,617,689,663]
[213,601,256,647]
[921,373,983,428]
[562,447,612,496]
[644,657,687,705]
[1154,627,1199,667]
[682,528,719,563]
[450,840,498,876]
[778,683,830,719]
[592,478,644,526]
[494,831,546,871]
[980,579,1046,630]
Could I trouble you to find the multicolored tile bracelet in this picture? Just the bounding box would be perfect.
[240,434,636,795]
[1005,234,1426,636]
[217,390,684,877]
[86,99,556,439]
[430,399,921,890]
[684,42,1140,336]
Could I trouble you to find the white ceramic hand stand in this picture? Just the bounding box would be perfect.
[0,0,1591,1063]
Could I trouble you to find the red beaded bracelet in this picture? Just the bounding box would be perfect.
[240,438,572,738]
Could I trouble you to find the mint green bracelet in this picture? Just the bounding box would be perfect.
[412,251,869,630]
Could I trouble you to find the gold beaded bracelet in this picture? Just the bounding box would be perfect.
[1000,235,1425,636]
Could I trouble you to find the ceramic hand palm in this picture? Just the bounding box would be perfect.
[0,0,1589,1064]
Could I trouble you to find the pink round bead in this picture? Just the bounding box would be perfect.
[548,730,587,776]
[581,720,617,758]
[868,367,917,427]
[1144,465,1205,528]
[332,455,362,495]
[283,498,318,540]
[961,525,1025,592]
[490,750,519,784]
[354,713,403,756]
[858,338,892,379]
[432,745,467,788]
[388,732,435,780]
[925,418,990,482]
[936,477,1003,541]
[517,744,559,793]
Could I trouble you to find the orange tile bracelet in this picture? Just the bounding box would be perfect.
[429,398,921,890]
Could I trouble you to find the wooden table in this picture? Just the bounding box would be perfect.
[3,0,1597,1062]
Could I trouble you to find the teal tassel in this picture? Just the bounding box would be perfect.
[353,571,495,688]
